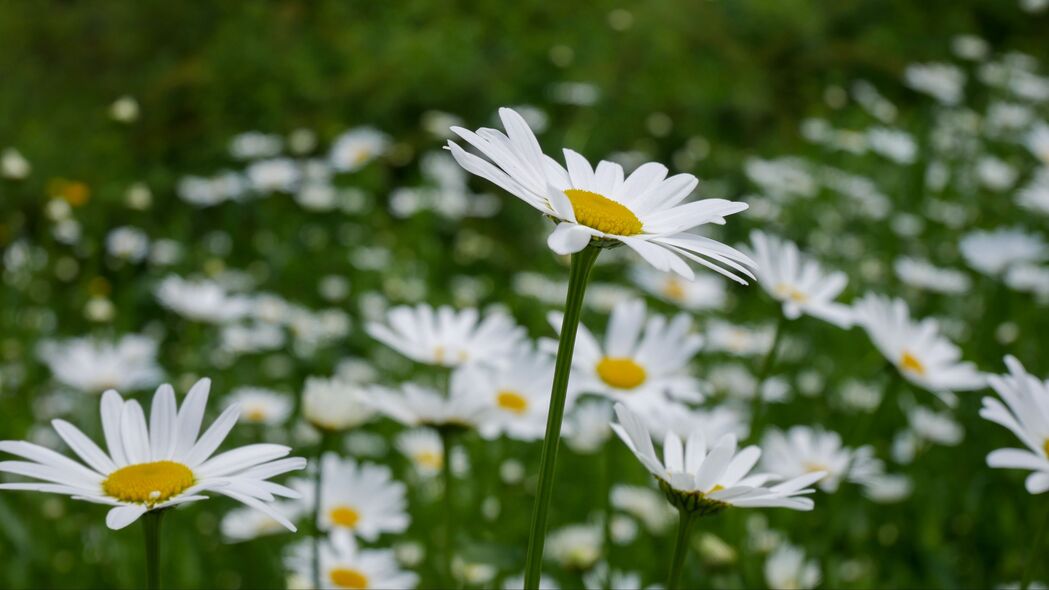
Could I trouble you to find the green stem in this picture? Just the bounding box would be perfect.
[440,428,457,587]
[142,510,163,590]
[524,244,601,590]
[750,314,787,436]
[312,434,328,590]
[1021,503,1049,590]
[666,509,697,590]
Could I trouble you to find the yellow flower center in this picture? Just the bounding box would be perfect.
[774,283,808,303]
[1043,438,1049,458]
[899,351,925,376]
[330,506,361,528]
[413,451,443,470]
[330,567,369,589]
[563,189,643,236]
[496,390,529,414]
[596,357,647,389]
[709,484,725,493]
[102,461,195,505]
[804,462,829,476]
[662,277,687,301]
[245,406,268,422]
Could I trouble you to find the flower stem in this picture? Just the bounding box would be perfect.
[666,509,697,590]
[750,314,787,436]
[312,433,328,590]
[142,510,163,590]
[524,244,601,590]
[440,427,457,586]
[1021,503,1049,590]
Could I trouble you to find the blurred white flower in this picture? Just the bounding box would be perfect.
[108,95,139,123]
[705,321,776,357]
[302,376,376,432]
[1018,169,1049,216]
[959,228,1047,277]
[761,427,856,492]
[155,275,253,323]
[894,257,971,294]
[564,398,613,453]
[177,172,246,207]
[631,264,727,311]
[951,34,989,61]
[37,334,162,394]
[246,157,300,193]
[866,127,917,164]
[981,356,1049,494]
[229,131,283,160]
[226,387,292,425]
[904,62,965,105]
[1,147,31,179]
[395,428,444,477]
[1025,123,1049,166]
[908,406,964,446]
[546,522,602,570]
[976,156,1018,191]
[611,484,675,533]
[286,530,418,589]
[293,454,408,540]
[368,382,485,429]
[330,127,390,172]
[765,542,821,590]
[105,226,150,262]
[221,503,301,542]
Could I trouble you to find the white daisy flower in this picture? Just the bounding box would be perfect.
[761,427,857,492]
[1018,169,1049,216]
[229,131,283,160]
[36,334,162,394]
[246,157,300,193]
[705,320,776,357]
[0,379,306,530]
[330,127,391,173]
[447,107,755,282]
[959,228,1048,277]
[503,573,561,590]
[225,387,293,425]
[894,257,971,295]
[460,349,556,441]
[564,398,614,454]
[612,404,825,514]
[221,502,302,542]
[366,304,526,368]
[395,428,444,477]
[764,542,821,590]
[548,299,705,411]
[546,523,603,571]
[638,402,749,443]
[1,147,31,179]
[155,275,252,323]
[301,376,376,432]
[368,382,485,429]
[583,564,643,590]
[631,264,727,311]
[904,62,965,105]
[980,356,1049,494]
[852,294,985,395]
[287,529,419,590]
[1025,122,1049,166]
[610,484,676,533]
[744,231,853,328]
[294,454,408,540]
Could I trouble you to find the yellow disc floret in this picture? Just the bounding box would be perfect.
[102,461,195,505]
[330,567,370,589]
[899,351,926,376]
[596,357,648,390]
[496,390,529,414]
[330,506,361,528]
[413,451,443,470]
[563,189,643,236]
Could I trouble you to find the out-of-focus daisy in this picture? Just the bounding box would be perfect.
[980,356,1049,494]
[301,376,376,432]
[226,387,292,425]
[105,226,150,262]
[895,406,964,464]
[705,320,776,357]
[330,127,391,172]
[631,264,727,311]
[564,398,613,454]
[611,484,676,533]
[1018,170,1049,216]
[959,228,1048,277]
[761,427,858,492]
[1026,122,1049,166]
[852,294,985,395]
[287,529,419,589]
[460,350,555,441]
[503,573,561,590]
[744,231,853,328]
[155,275,252,323]
[109,95,139,123]
[549,299,704,410]
[638,402,748,443]
[612,403,825,513]
[395,428,444,477]
[37,334,162,394]
[368,382,485,429]
[221,502,302,542]
[904,62,965,105]
[246,158,300,193]
[546,523,602,571]
[295,454,408,540]
[764,543,821,590]
[0,379,306,530]
[229,131,283,160]
[1,147,31,179]
[894,257,971,294]
[447,107,755,282]
[582,564,643,590]
[865,127,917,164]
[366,304,526,368]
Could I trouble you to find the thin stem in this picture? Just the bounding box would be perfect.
[1021,503,1049,590]
[440,428,457,587]
[312,433,328,590]
[666,509,697,590]
[750,314,787,436]
[524,245,601,590]
[142,510,163,590]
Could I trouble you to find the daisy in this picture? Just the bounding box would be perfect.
[155,275,252,323]
[301,376,376,432]
[246,157,300,193]
[610,484,676,533]
[979,356,1049,494]
[37,334,162,394]
[366,304,526,368]
[548,298,705,410]
[638,402,749,443]
[1025,122,1049,166]
[294,454,408,540]
[0,379,306,530]
[564,398,614,454]
[959,228,1048,277]
[546,523,602,571]
[330,127,391,173]
[287,529,419,590]
[221,502,302,542]
[368,382,485,429]
[894,257,971,295]
[460,349,556,441]
[395,428,444,477]
[631,264,727,311]
[225,387,293,425]
[705,320,776,357]
[745,231,853,327]
[446,107,755,282]
[761,427,857,492]
[764,543,821,590]
[1018,169,1049,216]
[903,62,965,105]
[851,294,985,395]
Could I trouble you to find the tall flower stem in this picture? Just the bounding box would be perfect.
[750,314,787,436]
[1021,503,1049,590]
[311,432,329,590]
[142,510,164,590]
[440,427,457,586]
[524,244,601,590]
[666,509,697,590]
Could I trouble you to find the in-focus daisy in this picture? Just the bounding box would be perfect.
[366,304,526,368]
[447,107,755,282]
[302,376,377,432]
[549,299,704,410]
[744,231,853,328]
[368,382,485,429]
[761,427,859,492]
[980,356,1049,494]
[631,264,727,311]
[852,294,985,395]
[155,275,252,323]
[764,543,821,590]
[460,349,556,441]
[37,334,162,394]
[0,379,306,530]
[287,529,419,590]
[959,228,1048,277]
[395,428,444,477]
[295,454,408,540]
[225,387,293,426]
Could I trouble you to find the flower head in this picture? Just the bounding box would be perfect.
[294,454,408,540]
[287,529,419,590]
[980,356,1049,494]
[37,334,162,394]
[302,376,376,432]
[460,349,556,441]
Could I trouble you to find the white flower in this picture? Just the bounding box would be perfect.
[894,257,971,294]
[546,523,602,570]
[395,428,444,477]
[302,376,376,432]
[765,543,821,590]
[744,231,853,328]
[503,573,561,590]
[904,63,965,105]
[109,95,139,123]
[295,454,408,540]
[105,226,150,262]
[631,264,727,311]
[980,356,1049,494]
[366,304,526,368]
[155,275,252,323]
[246,158,300,193]
[705,320,776,357]
[221,502,301,542]
[583,564,643,590]
[1,147,31,179]
[959,228,1048,277]
[637,402,748,443]
[229,131,283,160]
[976,156,1018,191]
[368,382,485,429]
[460,350,555,441]
[612,404,824,512]
[177,172,246,207]
[0,379,306,530]
[549,299,705,411]
[852,294,985,395]
[610,484,675,533]
[330,127,390,172]
[761,427,856,493]
[1018,169,1049,216]
[287,529,419,589]
[865,127,917,164]
[447,107,755,282]
[226,387,292,425]
[37,334,162,394]
[1025,122,1049,166]
[564,399,614,453]
[907,406,964,446]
